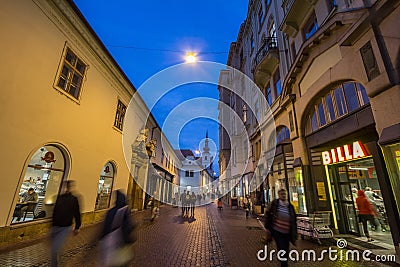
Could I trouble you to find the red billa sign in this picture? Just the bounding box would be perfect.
[322,141,369,165]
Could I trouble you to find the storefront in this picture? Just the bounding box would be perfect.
[306,110,398,247]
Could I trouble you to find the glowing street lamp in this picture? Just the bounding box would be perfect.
[185,52,197,63]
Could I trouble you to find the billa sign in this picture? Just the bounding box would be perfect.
[322,141,369,165]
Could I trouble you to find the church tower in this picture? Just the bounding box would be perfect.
[201,131,212,170]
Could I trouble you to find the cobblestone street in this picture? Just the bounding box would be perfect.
[0,202,397,266]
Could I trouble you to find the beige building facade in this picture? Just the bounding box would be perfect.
[0,0,180,246]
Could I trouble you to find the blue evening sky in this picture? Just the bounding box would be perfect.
[73,0,248,174]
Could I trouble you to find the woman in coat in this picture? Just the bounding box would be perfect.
[264,188,297,267]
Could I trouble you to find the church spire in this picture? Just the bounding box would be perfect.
[203,130,210,153]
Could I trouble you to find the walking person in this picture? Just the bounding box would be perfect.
[190,192,196,217]
[50,181,81,267]
[264,189,297,267]
[150,192,160,222]
[180,190,187,217]
[98,190,135,267]
[185,191,191,216]
[356,189,378,241]
[243,195,252,219]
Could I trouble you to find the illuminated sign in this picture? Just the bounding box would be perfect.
[322,141,369,165]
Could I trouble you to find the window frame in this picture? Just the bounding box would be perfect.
[113,99,127,131]
[54,47,87,101]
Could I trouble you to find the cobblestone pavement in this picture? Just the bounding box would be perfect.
[0,202,398,266]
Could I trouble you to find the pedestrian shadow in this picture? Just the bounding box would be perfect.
[172,215,197,224]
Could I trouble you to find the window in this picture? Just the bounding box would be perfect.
[356,83,370,105]
[266,86,272,106]
[161,151,164,164]
[96,162,115,210]
[334,87,347,116]
[304,13,318,40]
[305,81,370,134]
[114,100,127,131]
[289,111,294,131]
[13,145,67,223]
[265,0,271,8]
[255,100,261,122]
[274,70,282,96]
[258,7,264,27]
[276,126,290,144]
[311,111,318,131]
[185,170,194,177]
[325,93,336,122]
[317,101,326,126]
[343,82,359,112]
[56,48,87,99]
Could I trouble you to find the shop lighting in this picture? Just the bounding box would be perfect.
[348,166,368,170]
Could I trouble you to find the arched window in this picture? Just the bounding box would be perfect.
[13,145,67,223]
[276,126,290,144]
[305,81,370,135]
[95,162,115,210]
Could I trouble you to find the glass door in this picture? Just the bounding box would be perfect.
[330,165,360,235]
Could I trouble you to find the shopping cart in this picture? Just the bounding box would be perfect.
[297,211,334,244]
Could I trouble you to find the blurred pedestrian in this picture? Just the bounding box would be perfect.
[243,195,252,219]
[180,190,187,217]
[185,191,191,216]
[356,190,378,241]
[150,192,160,222]
[190,192,196,217]
[99,190,135,267]
[264,189,297,267]
[50,180,81,267]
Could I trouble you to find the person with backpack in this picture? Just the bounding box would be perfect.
[98,190,135,266]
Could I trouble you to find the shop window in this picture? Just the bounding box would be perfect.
[317,101,326,126]
[325,93,336,122]
[114,100,127,131]
[334,86,347,117]
[343,82,359,112]
[95,162,115,210]
[12,145,67,223]
[55,47,87,100]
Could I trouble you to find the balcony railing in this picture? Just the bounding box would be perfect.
[254,37,278,69]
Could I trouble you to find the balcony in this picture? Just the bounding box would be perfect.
[280,0,317,36]
[252,37,279,89]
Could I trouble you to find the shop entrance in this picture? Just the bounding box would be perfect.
[328,157,391,238]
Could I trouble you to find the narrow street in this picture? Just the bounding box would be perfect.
[0,201,393,267]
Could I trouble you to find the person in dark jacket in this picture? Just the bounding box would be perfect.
[99,190,135,266]
[50,180,81,267]
[265,188,297,267]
